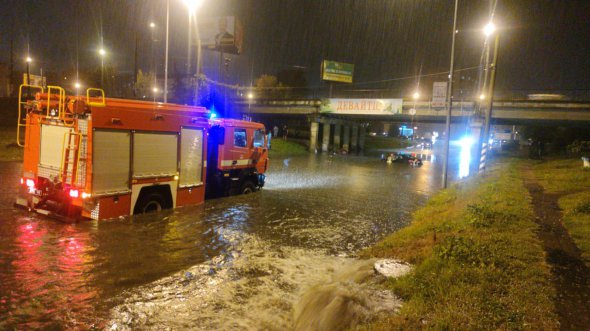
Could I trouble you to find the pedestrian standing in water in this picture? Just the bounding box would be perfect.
[283,124,288,140]
[273,125,279,138]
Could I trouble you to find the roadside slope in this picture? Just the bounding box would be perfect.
[361,160,558,330]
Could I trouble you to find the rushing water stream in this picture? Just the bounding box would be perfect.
[0,149,455,329]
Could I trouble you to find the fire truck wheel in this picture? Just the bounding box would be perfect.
[241,181,256,194]
[136,193,165,214]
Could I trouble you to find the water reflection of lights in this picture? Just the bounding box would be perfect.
[8,222,98,328]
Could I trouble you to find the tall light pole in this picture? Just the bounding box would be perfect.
[442,0,459,189]
[183,0,204,105]
[25,56,32,97]
[98,48,106,89]
[164,0,170,103]
[411,91,419,138]
[149,22,157,96]
[480,22,500,174]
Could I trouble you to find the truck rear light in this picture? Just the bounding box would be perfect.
[69,189,79,198]
[25,179,35,188]
[81,192,91,199]
[20,178,24,185]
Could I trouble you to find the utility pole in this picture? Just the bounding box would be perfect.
[480,33,500,174]
[164,0,170,103]
[442,0,459,189]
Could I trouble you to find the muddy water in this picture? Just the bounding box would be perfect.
[0,150,453,329]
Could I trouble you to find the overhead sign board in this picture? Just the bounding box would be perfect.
[431,81,447,108]
[198,16,243,54]
[23,74,46,87]
[322,60,354,83]
[320,98,402,115]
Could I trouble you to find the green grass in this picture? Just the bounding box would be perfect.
[531,158,590,193]
[0,127,23,162]
[268,138,307,157]
[530,158,590,268]
[558,191,590,268]
[364,136,410,151]
[360,160,558,330]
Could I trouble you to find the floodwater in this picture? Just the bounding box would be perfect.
[0,147,458,329]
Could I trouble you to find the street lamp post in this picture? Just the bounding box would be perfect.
[25,56,32,97]
[442,0,459,189]
[98,48,106,89]
[164,0,170,103]
[480,26,500,174]
[411,91,419,139]
[183,0,204,105]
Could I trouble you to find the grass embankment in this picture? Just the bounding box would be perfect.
[364,136,410,151]
[268,138,307,157]
[361,160,558,330]
[0,127,23,161]
[531,158,590,267]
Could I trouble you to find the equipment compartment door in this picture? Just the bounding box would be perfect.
[92,130,131,194]
[132,132,178,178]
[179,128,204,187]
[40,124,71,169]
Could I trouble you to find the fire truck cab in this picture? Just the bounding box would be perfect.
[14,85,269,221]
[206,119,269,198]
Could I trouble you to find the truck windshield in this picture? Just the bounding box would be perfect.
[253,129,265,148]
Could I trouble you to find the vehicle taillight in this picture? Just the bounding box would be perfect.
[69,189,79,198]
[20,178,24,185]
[25,179,35,188]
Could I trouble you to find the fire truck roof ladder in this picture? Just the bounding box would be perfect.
[16,84,44,147]
[61,130,83,187]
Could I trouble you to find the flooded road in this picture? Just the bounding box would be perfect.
[0,149,456,329]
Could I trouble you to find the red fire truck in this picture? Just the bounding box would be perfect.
[14,85,269,221]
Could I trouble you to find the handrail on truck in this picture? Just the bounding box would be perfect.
[17,84,44,147]
[86,88,106,107]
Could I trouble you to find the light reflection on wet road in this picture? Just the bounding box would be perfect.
[0,149,458,329]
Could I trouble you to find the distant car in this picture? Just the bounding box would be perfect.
[384,152,423,166]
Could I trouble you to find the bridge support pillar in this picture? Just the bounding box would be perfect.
[351,125,359,153]
[359,125,366,153]
[343,125,350,152]
[322,122,331,152]
[309,121,319,152]
[333,124,341,151]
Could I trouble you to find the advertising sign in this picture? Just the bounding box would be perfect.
[198,16,243,54]
[322,60,354,83]
[320,98,402,115]
[23,73,46,87]
[431,81,448,108]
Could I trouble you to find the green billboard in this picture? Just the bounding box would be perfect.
[322,60,354,83]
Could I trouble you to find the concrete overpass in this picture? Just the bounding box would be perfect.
[233,99,590,153]
[235,99,590,124]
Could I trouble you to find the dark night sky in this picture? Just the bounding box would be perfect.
[1,0,589,97]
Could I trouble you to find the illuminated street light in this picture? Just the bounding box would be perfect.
[183,0,203,13]
[483,22,496,37]
[247,92,254,99]
[26,56,32,63]
[99,48,106,56]
[75,82,81,89]
[479,94,486,100]
[412,91,420,100]
[149,22,156,28]
[153,87,159,93]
